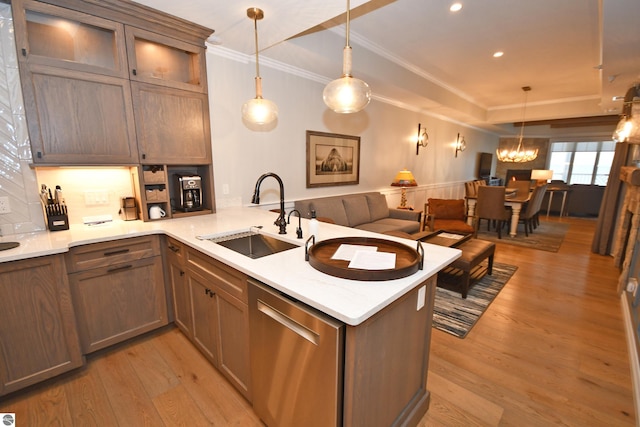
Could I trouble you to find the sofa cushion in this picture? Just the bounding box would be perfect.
[309,198,349,226]
[343,195,371,227]
[366,193,390,221]
[428,198,466,220]
[356,218,420,234]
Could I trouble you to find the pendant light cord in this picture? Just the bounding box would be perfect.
[345,0,351,48]
[253,15,260,78]
[516,87,530,151]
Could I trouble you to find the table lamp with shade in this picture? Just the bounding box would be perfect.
[531,169,553,185]
[391,169,418,208]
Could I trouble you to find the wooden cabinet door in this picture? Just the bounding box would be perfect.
[0,255,83,396]
[131,82,212,164]
[12,0,128,78]
[216,289,251,400]
[125,26,207,93]
[21,64,138,164]
[69,256,167,353]
[187,269,219,366]
[166,239,192,336]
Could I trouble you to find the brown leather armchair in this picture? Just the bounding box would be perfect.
[423,198,475,234]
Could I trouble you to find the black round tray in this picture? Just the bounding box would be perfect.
[305,236,423,281]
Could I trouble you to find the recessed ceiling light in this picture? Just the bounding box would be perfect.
[450,3,462,12]
[493,51,504,58]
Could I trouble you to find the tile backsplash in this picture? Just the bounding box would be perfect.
[0,3,42,236]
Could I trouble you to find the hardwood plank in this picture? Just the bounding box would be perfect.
[63,363,119,426]
[93,343,165,426]
[125,335,181,399]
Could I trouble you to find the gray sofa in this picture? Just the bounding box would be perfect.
[294,192,421,234]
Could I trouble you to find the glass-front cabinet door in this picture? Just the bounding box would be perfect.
[125,27,207,93]
[12,1,128,78]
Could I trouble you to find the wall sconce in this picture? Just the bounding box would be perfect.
[455,133,466,157]
[416,123,428,155]
[613,85,640,143]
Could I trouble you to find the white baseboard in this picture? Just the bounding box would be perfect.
[621,294,640,426]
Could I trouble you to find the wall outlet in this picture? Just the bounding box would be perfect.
[84,190,109,205]
[0,196,10,214]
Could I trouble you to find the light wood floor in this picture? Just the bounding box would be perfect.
[0,217,635,426]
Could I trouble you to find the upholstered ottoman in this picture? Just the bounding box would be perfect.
[448,239,495,298]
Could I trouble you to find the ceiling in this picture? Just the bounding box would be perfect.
[133,0,640,134]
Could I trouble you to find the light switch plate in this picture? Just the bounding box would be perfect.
[416,285,426,310]
[0,196,10,214]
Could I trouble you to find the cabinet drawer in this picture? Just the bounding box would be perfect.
[166,236,186,264]
[67,235,160,273]
[187,248,247,302]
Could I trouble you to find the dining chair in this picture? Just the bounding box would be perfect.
[507,180,532,198]
[514,184,548,236]
[474,186,511,238]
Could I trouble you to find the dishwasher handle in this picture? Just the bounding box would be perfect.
[257,300,320,346]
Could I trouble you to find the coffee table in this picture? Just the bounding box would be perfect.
[413,230,472,247]
[416,230,495,298]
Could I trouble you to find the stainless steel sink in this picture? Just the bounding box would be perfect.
[204,231,298,259]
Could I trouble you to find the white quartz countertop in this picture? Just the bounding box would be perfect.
[0,207,460,325]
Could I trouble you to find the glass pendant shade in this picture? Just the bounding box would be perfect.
[323,48,371,113]
[242,77,278,125]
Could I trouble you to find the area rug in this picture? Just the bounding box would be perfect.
[475,220,569,252]
[433,262,517,338]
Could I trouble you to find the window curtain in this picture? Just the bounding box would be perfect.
[592,142,630,254]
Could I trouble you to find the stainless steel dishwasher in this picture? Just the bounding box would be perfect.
[248,279,344,427]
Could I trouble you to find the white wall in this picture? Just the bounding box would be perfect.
[207,49,501,211]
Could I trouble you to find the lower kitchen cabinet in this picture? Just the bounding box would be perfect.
[0,255,83,396]
[185,247,252,400]
[67,236,167,353]
[165,237,192,336]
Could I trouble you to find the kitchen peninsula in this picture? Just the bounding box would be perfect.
[0,207,460,427]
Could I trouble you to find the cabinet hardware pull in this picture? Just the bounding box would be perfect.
[179,271,185,276]
[142,153,146,159]
[37,151,42,158]
[107,264,133,273]
[132,69,137,75]
[21,48,26,56]
[103,248,130,256]
[169,245,180,252]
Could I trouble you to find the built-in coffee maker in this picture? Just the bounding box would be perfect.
[174,174,203,212]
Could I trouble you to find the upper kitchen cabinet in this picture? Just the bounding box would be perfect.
[13,0,138,164]
[125,27,207,94]
[132,82,211,164]
[11,0,214,166]
[12,1,128,78]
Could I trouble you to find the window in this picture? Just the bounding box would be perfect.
[548,141,616,185]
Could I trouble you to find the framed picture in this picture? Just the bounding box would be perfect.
[306,130,360,188]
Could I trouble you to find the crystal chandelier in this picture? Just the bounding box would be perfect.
[496,86,538,163]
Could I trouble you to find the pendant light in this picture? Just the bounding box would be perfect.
[323,0,371,114]
[496,86,538,163]
[241,7,278,125]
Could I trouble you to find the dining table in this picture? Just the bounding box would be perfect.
[465,192,532,237]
